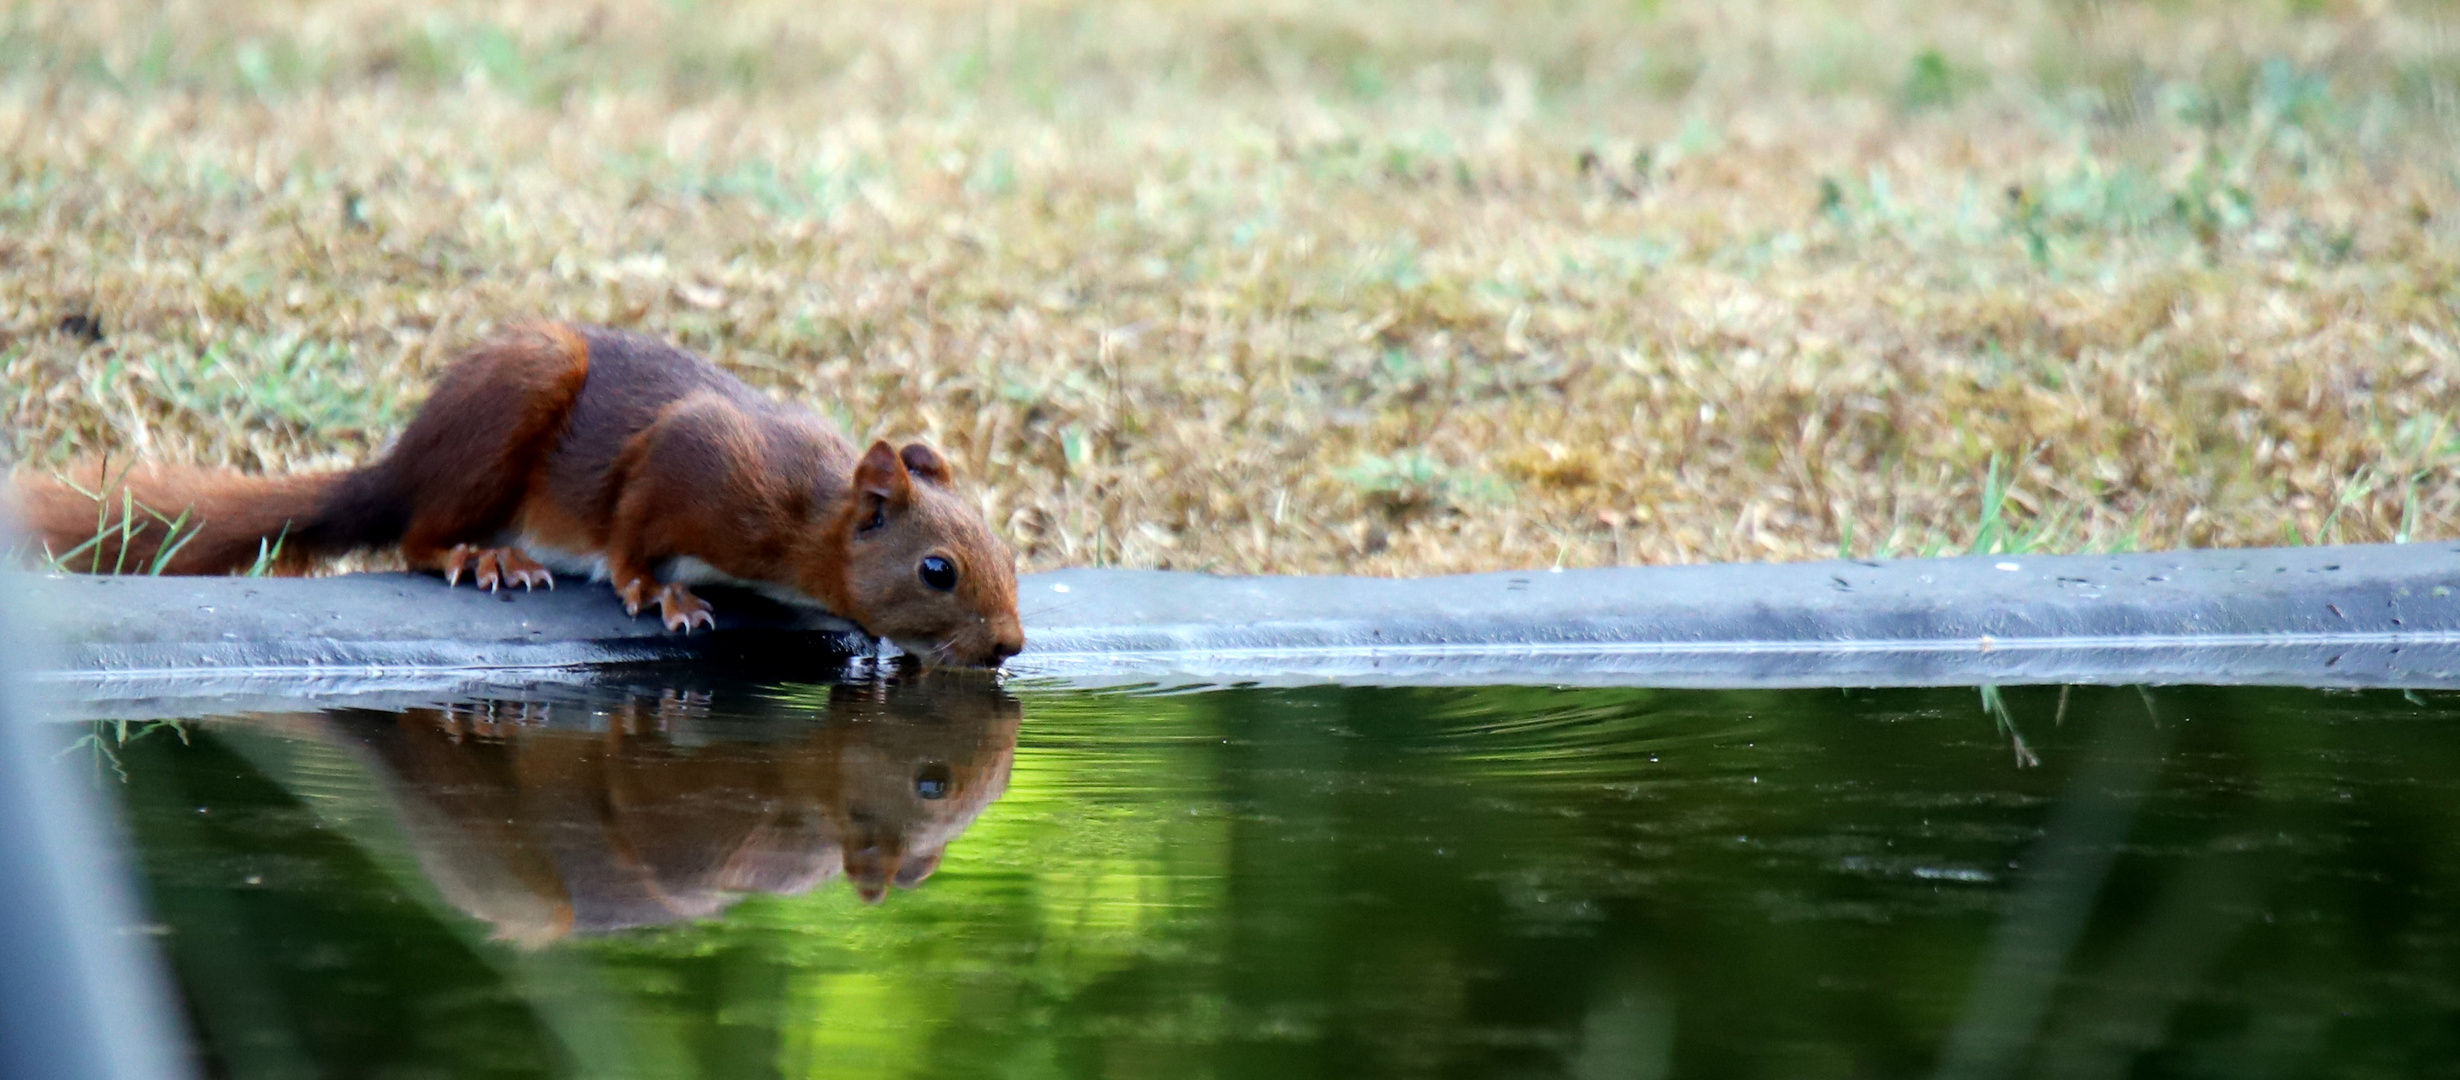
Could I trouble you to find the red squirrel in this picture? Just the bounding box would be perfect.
[13,322,1025,668]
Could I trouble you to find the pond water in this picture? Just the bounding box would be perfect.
[75,673,2460,1080]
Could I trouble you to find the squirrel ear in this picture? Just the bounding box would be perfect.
[854,440,912,500]
[899,442,950,485]
[893,847,943,888]
[852,441,911,532]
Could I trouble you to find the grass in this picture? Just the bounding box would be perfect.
[58,718,188,785]
[22,459,199,574]
[4,0,2458,577]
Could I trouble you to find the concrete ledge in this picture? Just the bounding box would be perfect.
[1011,541,2460,689]
[21,572,868,719]
[22,541,2460,717]
[24,571,868,670]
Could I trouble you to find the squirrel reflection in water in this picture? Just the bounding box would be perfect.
[325,676,1019,944]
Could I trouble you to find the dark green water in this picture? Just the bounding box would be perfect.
[81,675,2460,1080]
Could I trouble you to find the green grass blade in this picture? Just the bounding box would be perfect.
[146,509,199,575]
[245,524,291,578]
[112,488,136,576]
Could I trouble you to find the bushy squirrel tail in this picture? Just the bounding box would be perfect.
[9,462,404,575]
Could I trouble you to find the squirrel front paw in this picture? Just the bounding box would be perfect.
[615,577,715,632]
[442,544,554,592]
[657,584,715,632]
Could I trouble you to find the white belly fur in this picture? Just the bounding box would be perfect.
[516,541,610,582]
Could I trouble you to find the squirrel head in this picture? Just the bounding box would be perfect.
[814,440,1024,668]
[824,678,1022,903]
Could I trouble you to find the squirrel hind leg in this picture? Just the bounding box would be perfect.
[376,324,595,570]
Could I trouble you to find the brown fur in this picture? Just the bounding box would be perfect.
[15,464,337,575]
[9,322,1024,667]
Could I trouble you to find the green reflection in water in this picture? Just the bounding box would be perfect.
[97,680,2460,1079]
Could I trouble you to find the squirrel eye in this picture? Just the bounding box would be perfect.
[919,555,958,592]
[915,763,951,800]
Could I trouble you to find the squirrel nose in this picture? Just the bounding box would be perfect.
[988,635,1024,665]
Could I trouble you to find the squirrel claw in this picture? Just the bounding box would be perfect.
[442,543,475,587]
[442,544,551,594]
[655,584,714,633]
[498,550,552,591]
[613,577,711,631]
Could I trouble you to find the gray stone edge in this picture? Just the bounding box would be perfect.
[24,541,2460,716]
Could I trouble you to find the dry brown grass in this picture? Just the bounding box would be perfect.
[5,0,2459,576]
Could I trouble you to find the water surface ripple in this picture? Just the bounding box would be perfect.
[75,677,2460,1079]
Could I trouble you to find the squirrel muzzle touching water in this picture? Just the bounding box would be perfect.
[13,323,1026,668]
